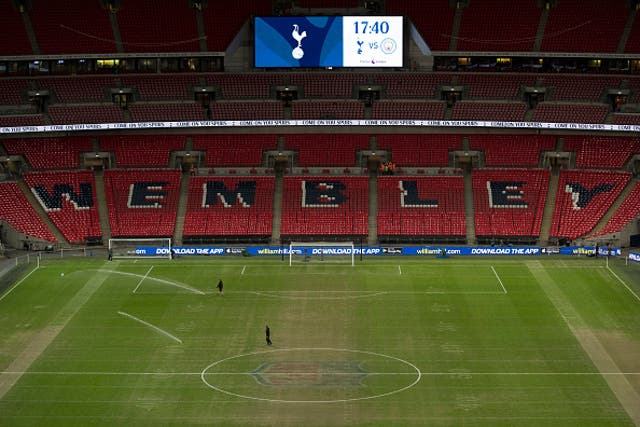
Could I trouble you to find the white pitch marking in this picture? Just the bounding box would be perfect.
[2,371,639,376]
[491,265,508,294]
[117,311,183,344]
[0,265,38,303]
[133,266,154,294]
[398,265,402,275]
[607,265,640,303]
[241,265,246,275]
[91,269,204,295]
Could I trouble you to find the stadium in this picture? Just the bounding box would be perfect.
[0,0,640,425]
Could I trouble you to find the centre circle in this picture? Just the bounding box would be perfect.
[200,347,421,403]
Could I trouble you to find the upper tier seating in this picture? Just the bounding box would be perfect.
[595,181,640,236]
[624,15,640,53]
[451,101,528,121]
[373,73,452,98]
[612,114,640,125]
[284,134,370,166]
[3,137,93,170]
[103,169,181,237]
[23,170,101,244]
[387,0,455,51]
[99,135,185,167]
[0,3,33,55]
[470,135,556,167]
[457,0,541,52]
[183,176,274,238]
[0,79,30,105]
[377,134,461,167]
[120,75,199,101]
[128,103,205,122]
[117,0,200,53]
[378,176,466,238]
[30,0,115,54]
[193,134,278,166]
[291,100,364,119]
[206,74,283,99]
[289,73,367,98]
[202,2,271,51]
[280,176,369,238]
[541,0,627,53]
[531,103,609,123]
[550,170,631,239]
[457,74,535,100]
[210,101,284,120]
[537,75,620,102]
[0,115,45,127]
[0,182,55,241]
[372,101,446,120]
[47,104,125,124]
[563,136,640,169]
[472,169,550,237]
[37,77,116,103]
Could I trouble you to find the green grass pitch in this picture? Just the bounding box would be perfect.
[1,255,639,426]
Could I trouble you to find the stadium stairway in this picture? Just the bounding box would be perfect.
[93,169,111,242]
[21,9,39,55]
[172,169,190,246]
[16,179,69,246]
[367,171,378,245]
[538,169,560,246]
[588,176,638,236]
[463,169,476,245]
[532,3,549,52]
[108,6,124,53]
[269,169,284,245]
[618,7,637,53]
[194,6,207,52]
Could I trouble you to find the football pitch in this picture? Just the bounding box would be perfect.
[1,255,639,426]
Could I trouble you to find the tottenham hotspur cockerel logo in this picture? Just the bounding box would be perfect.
[291,24,307,59]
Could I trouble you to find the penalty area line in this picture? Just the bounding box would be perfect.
[0,264,38,303]
[491,265,507,294]
[607,264,640,303]
[117,311,182,344]
[133,265,154,294]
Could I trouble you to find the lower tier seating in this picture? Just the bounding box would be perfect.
[280,176,369,238]
[0,182,55,242]
[103,169,181,237]
[595,181,640,237]
[550,170,631,240]
[23,171,101,244]
[183,177,274,238]
[472,169,550,238]
[377,176,466,238]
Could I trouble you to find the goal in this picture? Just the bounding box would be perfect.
[289,241,355,266]
[108,238,172,259]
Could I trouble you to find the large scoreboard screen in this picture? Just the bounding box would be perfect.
[254,16,404,68]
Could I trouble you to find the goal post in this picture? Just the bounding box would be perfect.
[108,238,172,259]
[289,241,355,266]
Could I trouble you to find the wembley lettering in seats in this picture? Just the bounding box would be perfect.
[564,183,615,209]
[202,181,256,208]
[32,182,94,211]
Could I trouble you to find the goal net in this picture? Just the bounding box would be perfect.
[108,238,172,259]
[289,241,355,266]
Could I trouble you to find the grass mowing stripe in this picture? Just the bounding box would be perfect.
[0,262,116,401]
[527,260,640,425]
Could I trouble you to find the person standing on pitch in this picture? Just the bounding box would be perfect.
[217,279,223,296]
[266,325,272,345]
